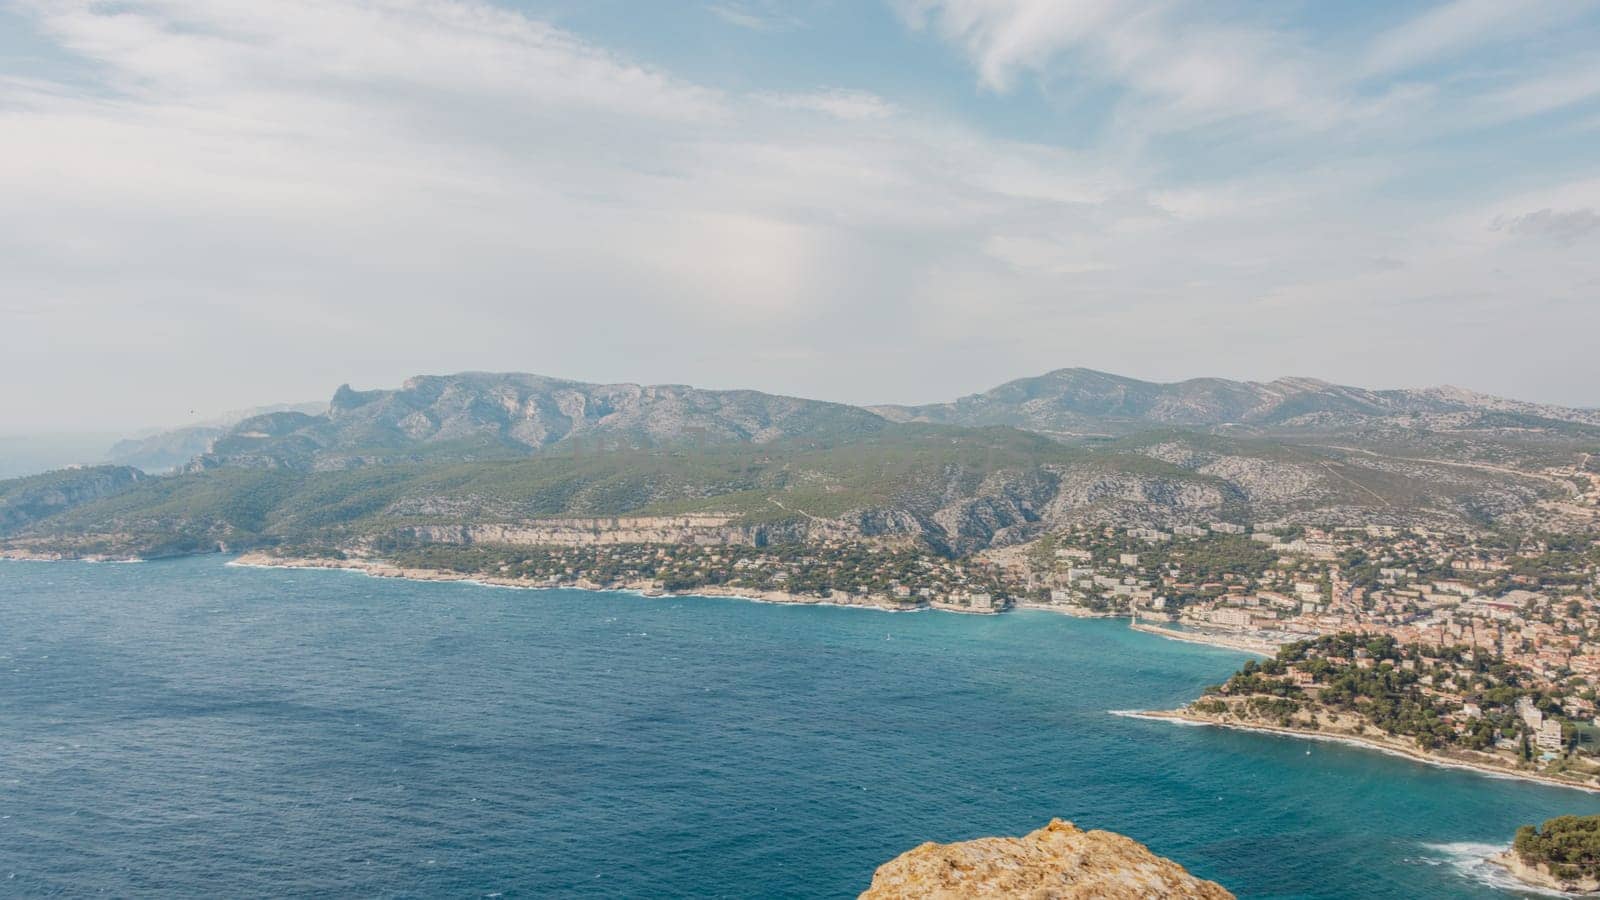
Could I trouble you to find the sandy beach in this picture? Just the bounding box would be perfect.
[1011,601,1123,619]
[1127,621,1280,656]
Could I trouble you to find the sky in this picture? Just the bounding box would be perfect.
[2,0,1599,432]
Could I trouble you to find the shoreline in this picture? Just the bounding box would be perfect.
[1127,621,1279,657]
[1011,601,1124,619]
[225,552,988,615]
[1123,708,1600,795]
[1487,849,1600,895]
[1,548,146,563]
[20,550,1600,805]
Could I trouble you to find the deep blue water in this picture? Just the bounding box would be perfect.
[3,557,1598,898]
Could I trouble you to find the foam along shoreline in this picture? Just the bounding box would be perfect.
[1487,848,1600,896]
[1420,842,1575,898]
[224,553,995,614]
[1127,621,1278,657]
[1120,709,1600,795]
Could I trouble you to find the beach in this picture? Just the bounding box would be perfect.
[1127,621,1280,656]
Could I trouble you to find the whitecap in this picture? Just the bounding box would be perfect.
[1107,710,1209,727]
[1414,842,1574,897]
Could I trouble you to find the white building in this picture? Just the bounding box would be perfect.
[1537,719,1565,753]
[1209,608,1252,627]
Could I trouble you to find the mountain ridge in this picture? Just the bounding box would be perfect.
[870,367,1600,433]
[184,366,1600,475]
[4,366,1594,560]
[192,372,888,472]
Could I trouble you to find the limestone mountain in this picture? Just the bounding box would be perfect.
[2,368,1593,561]
[191,373,888,471]
[873,368,1600,437]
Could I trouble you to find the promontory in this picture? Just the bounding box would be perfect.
[859,818,1233,899]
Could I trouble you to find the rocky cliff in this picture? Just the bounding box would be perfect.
[860,819,1233,900]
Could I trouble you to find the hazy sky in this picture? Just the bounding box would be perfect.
[3,0,1599,431]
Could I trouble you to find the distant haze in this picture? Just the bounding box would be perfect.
[3,1,1599,430]
[0,434,121,480]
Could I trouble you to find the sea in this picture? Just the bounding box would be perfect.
[2,556,1596,898]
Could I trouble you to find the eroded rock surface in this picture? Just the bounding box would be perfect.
[860,819,1233,900]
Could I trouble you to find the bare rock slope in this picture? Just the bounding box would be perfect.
[860,819,1233,899]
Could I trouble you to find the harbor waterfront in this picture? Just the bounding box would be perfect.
[4,556,1599,898]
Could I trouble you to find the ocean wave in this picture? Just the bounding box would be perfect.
[225,560,367,575]
[1414,842,1571,897]
[1107,710,1212,727]
[2,556,144,564]
[457,579,534,591]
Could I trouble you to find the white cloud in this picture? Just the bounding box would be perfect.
[1,0,1599,427]
[1363,0,1591,75]
[707,2,804,32]
[1491,207,1600,243]
[1482,180,1600,249]
[759,89,898,121]
[894,0,1121,92]
[982,234,1104,275]
[900,0,1600,139]
[896,0,1341,129]
[1479,59,1600,120]
[26,0,725,122]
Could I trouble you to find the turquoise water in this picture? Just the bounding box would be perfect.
[2,557,1596,898]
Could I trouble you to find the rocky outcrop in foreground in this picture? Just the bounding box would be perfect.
[860,819,1233,899]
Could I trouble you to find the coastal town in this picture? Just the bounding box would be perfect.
[267,494,1600,683]
[242,482,1600,789]
[9,0,1600,894]
[992,512,1600,684]
[279,536,1016,613]
[243,459,1600,646]
[973,508,1600,786]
